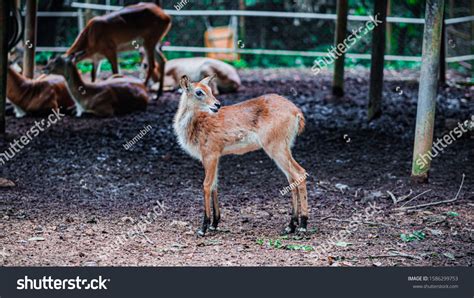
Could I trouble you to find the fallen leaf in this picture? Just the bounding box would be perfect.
[28,237,45,242]
[335,183,349,192]
[335,241,353,247]
[0,178,15,188]
[443,252,455,260]
[426,228,443,236]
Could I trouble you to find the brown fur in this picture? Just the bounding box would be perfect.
[174,75,308,236]
[45,55,149,117]
[7,66,74,115]
[67,2,171,88]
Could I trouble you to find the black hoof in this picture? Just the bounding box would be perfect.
[296,227,307,235]
[197,229,206,237]
[208,225,218,232]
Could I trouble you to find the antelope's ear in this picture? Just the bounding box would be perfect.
[180,75,192,93]
[69,50,86,63]
[200,74,216,86]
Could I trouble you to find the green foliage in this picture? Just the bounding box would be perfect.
[74,51,142,74]
[35,51,54,65]
[446,211,459,217]
[256,237,314,252]
[400,230,426,242]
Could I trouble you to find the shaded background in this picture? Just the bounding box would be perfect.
[30,0,473,74]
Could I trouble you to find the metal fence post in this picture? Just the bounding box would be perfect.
[411,0,445,182]
[332,0,348,97]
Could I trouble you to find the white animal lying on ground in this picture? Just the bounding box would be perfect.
[151,57,241,94]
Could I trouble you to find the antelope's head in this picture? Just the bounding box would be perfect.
[44,55,71,76]
[44,51,83,76]
[179,75,222,114]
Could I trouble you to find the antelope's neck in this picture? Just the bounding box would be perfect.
[174,96,201,160]
[65,64,87,99]
[63,64,89,116]
[6,67,30,103]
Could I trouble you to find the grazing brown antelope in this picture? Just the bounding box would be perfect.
[66,2,171,93]
[44,54,149,117]
[153,57,241,94]
[174,75,308,236]
[6,64,74,117]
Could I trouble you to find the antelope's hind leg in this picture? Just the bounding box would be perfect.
[264,144,306,235]
[290,158,308,234]
[281,179,299,235]
[208,188,221,231]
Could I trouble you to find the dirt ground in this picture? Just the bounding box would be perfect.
[0,68,473,267]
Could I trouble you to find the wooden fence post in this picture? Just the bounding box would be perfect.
[367,0,388,121]
[411,0,445,182]
[332,0,348,97]
[23,0,37,79]
[0,0,10,136]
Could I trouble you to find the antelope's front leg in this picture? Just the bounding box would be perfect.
[198,156,219,236]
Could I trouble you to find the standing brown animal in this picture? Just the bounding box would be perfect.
[66,2,171,93]
[45,54,149,117]
[174,75,308,236]
[7,65,74,117]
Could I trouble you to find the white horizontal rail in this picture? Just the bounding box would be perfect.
[35,11,79,17]
[70,2,474,25]
[445,15,474,25]
[35,46,474,63]
[34,46,418,62]
[70,3,424,24]
[35,4,473,64]
[446,54,474,63]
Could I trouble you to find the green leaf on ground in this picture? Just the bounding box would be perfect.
[256,238,314,252]
[446,211,459,217]
[335,241,353,247]
[286,244,315,252]
[400,230,426,242]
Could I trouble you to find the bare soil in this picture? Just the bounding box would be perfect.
[0,68,473,266]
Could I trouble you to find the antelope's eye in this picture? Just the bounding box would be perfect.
[195,90,205,97]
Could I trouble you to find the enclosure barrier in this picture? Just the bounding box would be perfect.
[23,2,471,64]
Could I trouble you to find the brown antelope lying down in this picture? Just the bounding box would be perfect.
[66,2,171,92]
[7,64,74,117]
[161,57,241,94]
[174,75,308,236]
[45,54,149,117]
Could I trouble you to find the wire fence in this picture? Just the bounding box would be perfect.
[26,0,474,70]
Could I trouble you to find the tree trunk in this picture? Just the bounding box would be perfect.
[411,0,445,182]
[368,0,388,121]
